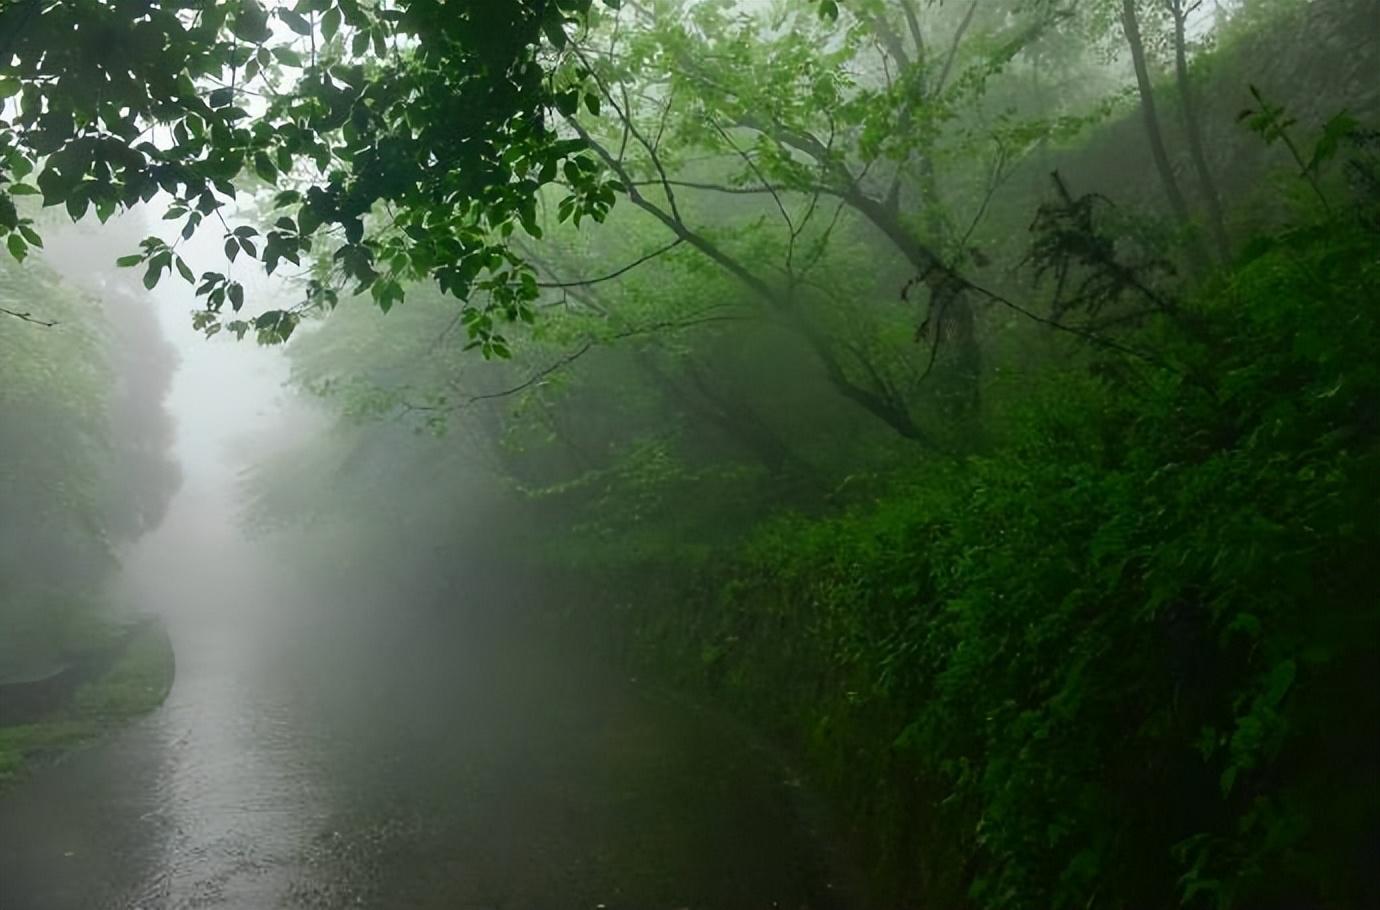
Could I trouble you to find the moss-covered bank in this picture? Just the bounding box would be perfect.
[0,619,175,793]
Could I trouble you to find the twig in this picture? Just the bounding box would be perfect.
[0,305,58,327]
[404,309,751,413]
[465,341,594,404]
[535,238,683,288]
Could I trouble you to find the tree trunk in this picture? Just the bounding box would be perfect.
[1120,0,1210,274]
[636,350,812,479]
[843,184,982,419]
[1169,0,1232,262]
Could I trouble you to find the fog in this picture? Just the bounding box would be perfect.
[0,212,853,907]
[1,1,1376,908]
[112,226,311,643]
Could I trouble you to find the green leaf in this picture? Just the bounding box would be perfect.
[232,0,274,43]
[273,46,304,67]
[1260,659,1297,709]
[280,9,313,35]
[322,7,342,40]
[543,18,568,50]
[254,151,278,181]
[554,90,579,118]
[1307,111,1358,173]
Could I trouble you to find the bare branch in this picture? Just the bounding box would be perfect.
[404,310,753,413]
[536,238,684,289]
[957,137,1012,250]
[711,118,794,238]
[627,178,836,197]
[570,119,780,303]
[0,306,58,327]
[573,44,684,222]
[959,276,1195,386]
[465,342,594,404]
[865,11,913,70]
[898,0,926,59]
[798,197,849,278]
[934,1,980,98]
[652,83,676,154]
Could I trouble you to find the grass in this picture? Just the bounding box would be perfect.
[0,619,175,792]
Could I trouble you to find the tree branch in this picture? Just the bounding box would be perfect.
[934,1,979,97]
[898,0,926,58]
[0,306,58,327]
[573,121,940,447]
[464,341,594,404]
[535,238,684,289]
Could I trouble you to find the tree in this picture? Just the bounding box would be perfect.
[1117,0,1200,254]
[540,0,1077,443]
[1091,0,1232,269]
[1165,0,1232,261]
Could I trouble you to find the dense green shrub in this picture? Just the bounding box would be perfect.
[619,213,1379,908]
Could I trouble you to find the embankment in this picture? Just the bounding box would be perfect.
[0,618,175,791]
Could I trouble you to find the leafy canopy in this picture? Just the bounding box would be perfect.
[0,0,623,347]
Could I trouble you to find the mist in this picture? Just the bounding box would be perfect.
[1,1,1377,908]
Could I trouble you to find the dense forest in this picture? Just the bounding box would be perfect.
[1,0,1377,907]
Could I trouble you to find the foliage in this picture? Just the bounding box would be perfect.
[612,205,1380,907]
[224,3,1380,907]
[0,0,632,347]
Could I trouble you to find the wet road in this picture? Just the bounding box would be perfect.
[0,595,847,910]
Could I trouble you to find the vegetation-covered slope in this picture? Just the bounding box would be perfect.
[612,210,1380,907]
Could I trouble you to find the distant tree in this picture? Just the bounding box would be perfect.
[1164,0,1232,261]
[1116,0,1202,256]
[0,241,179,668]
[1081,0,1236,268]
